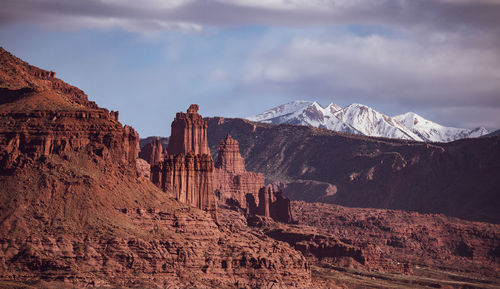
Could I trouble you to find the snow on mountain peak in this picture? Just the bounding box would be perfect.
[333,104,423,141]
[246,100,489,142]
[247,100,313,122]
[394,112,427,129]
[393,112,489,142]
[326,102,342,113]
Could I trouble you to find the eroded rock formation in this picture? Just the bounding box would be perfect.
[0,47,312,288]
[271,190,294,223]
[138,137,166,165]
[161,153,215,211]
[168,104,209,155]
[258,186,272,217]
[211,134,294,223]
[151,105,216,212]
[246,186,295,224]
[214,134,245,173]
[213,134,265,208]
[0,48,139,170]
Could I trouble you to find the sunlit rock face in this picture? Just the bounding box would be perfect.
[168,104,210,155]
[152,105,216,212]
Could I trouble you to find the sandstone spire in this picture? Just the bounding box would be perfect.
[151,104,216,212]
[215,134,246,174]
[247,186,295,224]
[213,134,265,209]
[258,187,271,218]
[168,104,209,155]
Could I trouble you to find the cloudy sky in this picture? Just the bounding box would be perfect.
[1,0,499,136]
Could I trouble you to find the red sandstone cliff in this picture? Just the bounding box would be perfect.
[0,47,139,170]
[162,153,216,212]
[0,48,312,288]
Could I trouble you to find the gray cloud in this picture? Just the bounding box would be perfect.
[239,31,500,128]
[1,0,500,33]
[1,0,499,129]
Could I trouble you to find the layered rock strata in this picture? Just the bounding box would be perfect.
[213,134,265,208]
[0,151,312,288]
[0,47,312,288]
[292,201,500,278]
[0,48,139,170]
[152,105,217,212]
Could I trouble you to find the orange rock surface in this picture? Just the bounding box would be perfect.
[0,47,312,288]
[213,134,265,208]
[168,104,210,155]
[151,105,217,212]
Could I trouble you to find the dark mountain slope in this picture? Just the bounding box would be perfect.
[485,129,500,137]
[206,117,500,223]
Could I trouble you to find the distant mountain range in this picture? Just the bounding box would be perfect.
[247,100,489,142]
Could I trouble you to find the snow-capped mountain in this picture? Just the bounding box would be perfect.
[247,100,489,142]
[247,100,313,123]
[333,104,423,141]
[394,112,489,142]
[247,100,360,134]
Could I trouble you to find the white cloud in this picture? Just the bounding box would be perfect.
[2,0,500,33]
[243,32,500,110]
[56,16,203,33]
[1,0,499,128]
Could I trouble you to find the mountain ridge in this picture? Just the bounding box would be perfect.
[247,100,489,142]
[206,116,500,224]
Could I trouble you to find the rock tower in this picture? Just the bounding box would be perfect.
[214,134,246,173]
[168,104,210,155]
[151,105,216,212]
[213,134,265,208]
